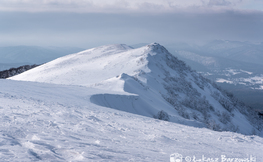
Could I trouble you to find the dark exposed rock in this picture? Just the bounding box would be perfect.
[0,64,39,79]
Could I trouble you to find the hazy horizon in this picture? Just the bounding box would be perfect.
[0,0,262,48]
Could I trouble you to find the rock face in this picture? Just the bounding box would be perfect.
[10,43,263,135]
[0,64,38,79]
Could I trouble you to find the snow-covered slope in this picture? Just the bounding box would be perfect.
[9,44,150,86]
[10,43,263,135]
[1,79,263,161]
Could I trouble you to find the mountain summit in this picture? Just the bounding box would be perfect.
[10,43,263,135]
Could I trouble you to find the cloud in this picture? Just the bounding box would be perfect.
[208,0,232,6]
[0,0,261,13]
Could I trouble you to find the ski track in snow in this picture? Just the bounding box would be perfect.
[0,79,263,161]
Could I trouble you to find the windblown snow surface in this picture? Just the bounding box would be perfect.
[3,43,263,161]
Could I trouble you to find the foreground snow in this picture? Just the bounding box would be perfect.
[0,79,263,161]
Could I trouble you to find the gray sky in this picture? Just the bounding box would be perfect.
[0,0,263,48]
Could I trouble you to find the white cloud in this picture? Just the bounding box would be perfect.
[0,0,261,13]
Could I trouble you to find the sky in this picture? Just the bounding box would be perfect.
[0,0,263,48]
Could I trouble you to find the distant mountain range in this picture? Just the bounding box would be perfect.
[0,46,84,70]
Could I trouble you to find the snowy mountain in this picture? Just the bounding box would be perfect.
[10,43,263,135]
[2,43,263,161]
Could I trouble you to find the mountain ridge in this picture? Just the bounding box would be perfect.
[10,43,263,135]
